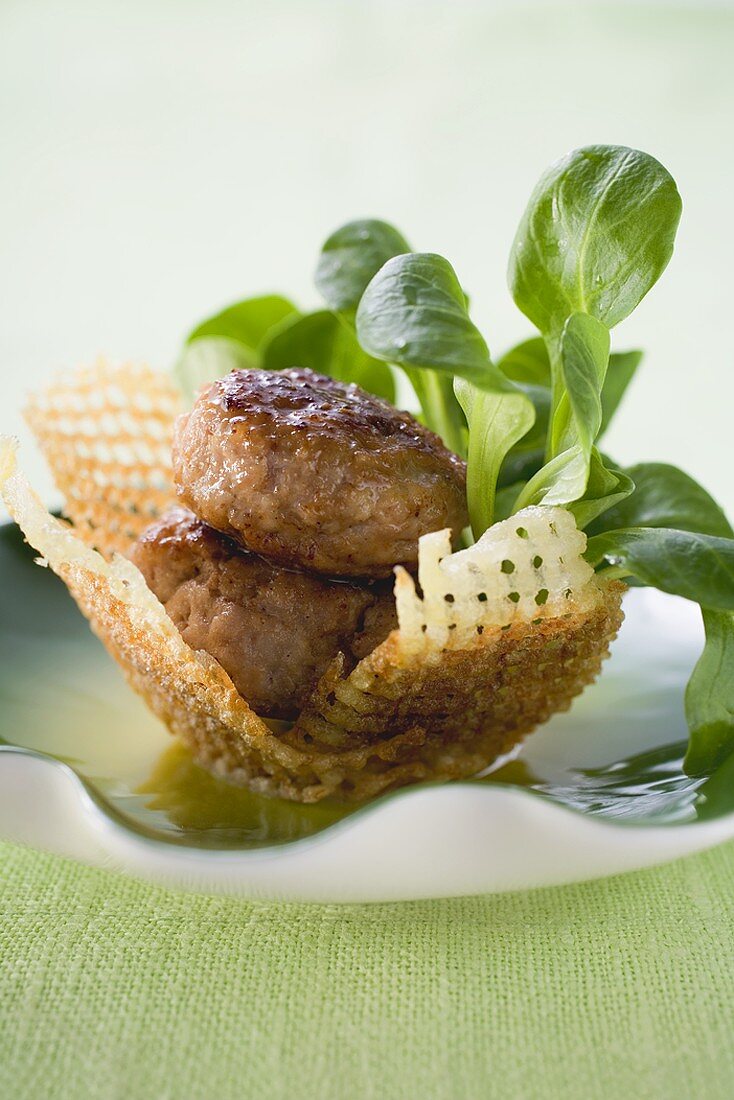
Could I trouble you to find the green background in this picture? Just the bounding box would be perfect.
[2,838,734,1100]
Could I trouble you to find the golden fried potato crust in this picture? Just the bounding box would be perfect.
[24,359,180,557]
[7,363,625,803]
[191,590,624,801]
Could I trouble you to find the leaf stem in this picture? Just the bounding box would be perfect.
[544,331,563,461]
[406,367,467,458]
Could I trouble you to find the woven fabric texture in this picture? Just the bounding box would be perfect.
[1,839,734,1100]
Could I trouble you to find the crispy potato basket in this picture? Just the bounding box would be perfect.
[0,363,623,802]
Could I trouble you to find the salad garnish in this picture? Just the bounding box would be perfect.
[174,144,734,776]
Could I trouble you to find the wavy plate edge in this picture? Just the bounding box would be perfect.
[2,746,733,902]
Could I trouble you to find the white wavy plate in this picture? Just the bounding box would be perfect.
[1,520,733,902]
[2,750,734,902]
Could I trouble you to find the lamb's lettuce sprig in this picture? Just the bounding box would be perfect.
[315,218,409,325]
[585,461,734,775]
[335,144,732,777]
[355,252,535,527]
[316,221,469,457]
[170,143,734,777]
[506,145,681,523]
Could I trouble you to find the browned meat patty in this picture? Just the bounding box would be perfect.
[172,367,468,578]
[132,508,397,720]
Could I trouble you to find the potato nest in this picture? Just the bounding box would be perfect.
[1,362,624,802]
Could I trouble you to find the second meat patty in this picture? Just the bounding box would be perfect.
[132,508,397,720]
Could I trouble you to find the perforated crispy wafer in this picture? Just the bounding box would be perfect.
[24,360,180,557]
[6,362,625,802]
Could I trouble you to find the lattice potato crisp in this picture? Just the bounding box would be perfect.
[0,362,622,803]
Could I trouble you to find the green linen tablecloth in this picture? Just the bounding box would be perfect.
[1,839,733,1100]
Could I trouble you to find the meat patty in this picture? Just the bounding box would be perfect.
[132,508,397,720]
[172,367,468,578]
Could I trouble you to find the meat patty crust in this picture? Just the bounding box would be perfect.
[132,508,397,719]
[172,367,468,578]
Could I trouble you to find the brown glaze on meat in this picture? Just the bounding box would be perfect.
[132,508,397,720]
[172,368,468,578]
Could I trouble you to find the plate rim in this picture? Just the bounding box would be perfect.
[3,744,734,904]
[1,740,732,864]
